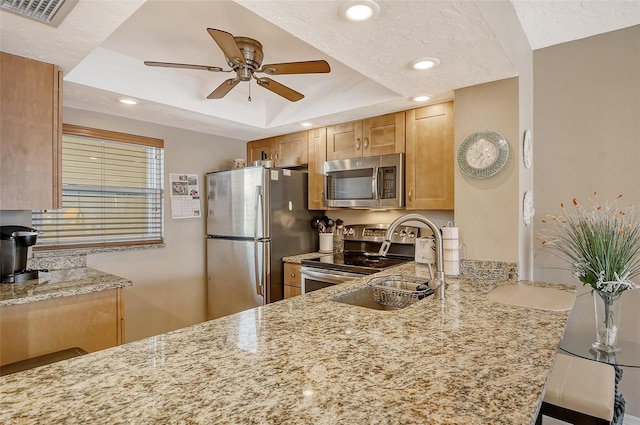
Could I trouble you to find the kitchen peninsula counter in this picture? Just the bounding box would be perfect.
[0,263,574,424]
[0,268,132,307]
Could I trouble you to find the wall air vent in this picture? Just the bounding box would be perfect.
[1,0,78,27]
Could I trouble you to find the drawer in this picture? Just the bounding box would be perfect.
[284,263,301,287]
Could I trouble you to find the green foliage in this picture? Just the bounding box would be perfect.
[539,194,640,294]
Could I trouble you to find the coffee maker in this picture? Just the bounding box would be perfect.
[0,225,40,283]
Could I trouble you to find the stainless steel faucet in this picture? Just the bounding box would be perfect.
[378,213,446,300]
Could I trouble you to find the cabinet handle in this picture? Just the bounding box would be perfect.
[290,273,296,277]
[275,152,279,160]
[355,138,361,150]
[363,137,369,149]
[408,187,413,202]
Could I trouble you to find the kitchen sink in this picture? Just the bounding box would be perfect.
[329,275,434,311]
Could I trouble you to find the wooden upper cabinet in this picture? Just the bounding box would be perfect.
[247,137,275,165]
[307,127,327,210]
[326,120,363,160]
[326,112,405,161]
[362,112,405,157]
[274,131,308,167]
[0,52,62,210]
[405,101,454,210]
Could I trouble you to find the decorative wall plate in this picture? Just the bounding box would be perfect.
[457,129,509,179]
[523,190,535,226]
[523,129,532,169]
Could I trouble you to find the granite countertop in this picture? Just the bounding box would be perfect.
[0,268,132,307]
[0,263,574,424]
[282,252,327,263]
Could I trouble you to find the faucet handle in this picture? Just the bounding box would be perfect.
[378,240,392,256]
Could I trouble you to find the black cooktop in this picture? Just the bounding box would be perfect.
[301,252,410,275]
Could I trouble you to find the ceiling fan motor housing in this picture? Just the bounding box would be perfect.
[228,37,263,77]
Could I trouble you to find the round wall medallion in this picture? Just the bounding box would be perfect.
[523,191,535,226]
[523,129,532,169]
[457,129,509,179]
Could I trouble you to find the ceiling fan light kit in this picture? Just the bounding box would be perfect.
[144,28,331,102]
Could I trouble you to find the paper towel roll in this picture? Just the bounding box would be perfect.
[442,226,459,276]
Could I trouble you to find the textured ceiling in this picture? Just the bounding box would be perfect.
[1,0,638,141]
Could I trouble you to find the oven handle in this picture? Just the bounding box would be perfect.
[300,268,364,284]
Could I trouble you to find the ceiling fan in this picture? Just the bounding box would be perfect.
[144,28,331,102]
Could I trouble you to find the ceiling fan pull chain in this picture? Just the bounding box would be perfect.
[248,80,252,102]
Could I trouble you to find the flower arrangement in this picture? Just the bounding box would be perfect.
[538,193,640,295]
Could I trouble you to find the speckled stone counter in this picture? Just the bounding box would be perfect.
[282,252,326,263]
[0,268,132,307]
[0,263,574,424]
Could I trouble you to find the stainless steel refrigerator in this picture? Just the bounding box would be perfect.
[206,166,318,320]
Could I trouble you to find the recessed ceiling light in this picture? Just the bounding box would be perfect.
[300,122,313,127]
[340,0,380,21]
[118,97,139,105]
[412,94,432,102]
[410,58,440,71]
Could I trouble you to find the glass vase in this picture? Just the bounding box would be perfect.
[592,290,622,353]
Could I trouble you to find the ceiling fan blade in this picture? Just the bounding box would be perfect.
[144,61,224,72]
[258,60,330,75]
[256,78,304,102]
[207,28,246,65]
[207,78,240,99]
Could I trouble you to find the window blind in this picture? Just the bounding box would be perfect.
[32,125,164,249]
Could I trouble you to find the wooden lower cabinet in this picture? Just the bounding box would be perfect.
[0,289,124,366]
[283,263,302,298]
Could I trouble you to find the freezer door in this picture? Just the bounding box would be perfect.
[207,238,268,320]
[206,167,267,238]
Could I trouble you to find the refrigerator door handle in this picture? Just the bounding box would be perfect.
[254,185,264,241]
[253,241,264,297]
[253,185,266,297]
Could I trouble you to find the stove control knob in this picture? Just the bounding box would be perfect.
[392,231,398,238]
[347,227,355,236]
[399,230,407,238]
[408,231,416,238]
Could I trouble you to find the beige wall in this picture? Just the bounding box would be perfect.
[533,25,640,416]
[63,107,246,342]
[453,78,521,263]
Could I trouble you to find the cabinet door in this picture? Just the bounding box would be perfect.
[307,127,327,210]
[326,121,363,160]
[247,138,275,165]
[362,112,405,156]
[405,101,454,210]
[283,263,302,299]
[275,131,308,167]
[0,52,62,210]
[0,289,124,366]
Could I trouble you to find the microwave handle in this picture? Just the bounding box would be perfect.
[373,166,380,200]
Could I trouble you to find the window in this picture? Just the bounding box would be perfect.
[32,124,164,249]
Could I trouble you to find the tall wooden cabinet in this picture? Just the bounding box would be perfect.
[0,52,62,210]
[326,112,405,160]
[307,127,327,210]
[405,101,454,210]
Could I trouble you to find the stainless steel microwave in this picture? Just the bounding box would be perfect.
[323,153,404,208]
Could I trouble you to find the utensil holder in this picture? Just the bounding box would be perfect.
[319,233,333,253]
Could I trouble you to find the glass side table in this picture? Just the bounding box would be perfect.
[560,332,640,425]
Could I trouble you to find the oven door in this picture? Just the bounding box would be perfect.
[300,266,364,294]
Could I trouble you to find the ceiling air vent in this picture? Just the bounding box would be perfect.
[1,0,78,27]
